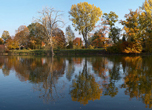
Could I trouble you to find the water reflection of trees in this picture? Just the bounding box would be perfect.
[65,57,75,81]
[102,57,121,97]
[89,57,120,97]
[70,57,120,105]
[90,57,108,79]
[28,57,66,102]
[120,56,152,108]
[2,56,152,107]
[89,55,152,108]
[1,56,66,102]
[70,58,102,105]
[1,56,121,104]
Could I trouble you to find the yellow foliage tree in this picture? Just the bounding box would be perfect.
[69,2,102,48]
[142,0,152,52]
[120,9,143,53]
[0,38,4,44]
[5,38,19,50]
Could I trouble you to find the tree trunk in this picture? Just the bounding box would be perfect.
[51,47,54,56]
[83,33,89,48]
[50,30,54,56]
[85,40,88,48]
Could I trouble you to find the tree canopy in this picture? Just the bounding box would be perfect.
[69,2,102,48]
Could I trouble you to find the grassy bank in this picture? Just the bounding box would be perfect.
[5,48,106,56]
[1,48,151,56]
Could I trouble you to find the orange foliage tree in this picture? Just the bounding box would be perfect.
[52,28,66,49]
[14,25,29,49]
[91,29,110,48]
[73,37,83,49]
[0,38,4,44]
[91,20,110,49]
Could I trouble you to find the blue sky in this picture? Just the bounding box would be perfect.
[0,0,145,37]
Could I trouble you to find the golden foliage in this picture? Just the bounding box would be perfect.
[123,41,142,53]
[0,38,4,44]
[69,2,102,31]
[69,2,102,47]
[5,38,19,50]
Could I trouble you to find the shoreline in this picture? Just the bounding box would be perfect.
[0,49,152,56]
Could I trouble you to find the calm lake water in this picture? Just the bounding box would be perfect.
[0,56,152,110]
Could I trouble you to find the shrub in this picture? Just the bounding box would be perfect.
[107,41,142,54]
[88,45,94,49]
[122,41,142,54]
[73,45,82,49]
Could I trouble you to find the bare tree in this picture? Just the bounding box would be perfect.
[36,7,64,56]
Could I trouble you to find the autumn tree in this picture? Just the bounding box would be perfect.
[1,30,11,43]
[36,7,64,55]
[14,25,29,49]
[73,37,83,49]
[141,0,152,52]
[91,26,110,48]
[142,0,152,18]
[5,37,19,50]
[102,11,120,43]
[120,9,143,53]
[0,38,4,44]
[27,23,46,49]
[52,28,66,49]
[69,2,102,48]
[90,17,111,49]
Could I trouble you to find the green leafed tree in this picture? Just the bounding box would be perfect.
[27,22,46,49]
[102,11,120,43]
[1,30,11,43]
[69,2,102,48]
